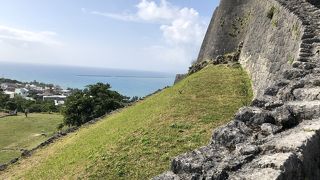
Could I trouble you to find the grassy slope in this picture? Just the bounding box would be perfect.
[0,65,252,179]
[0,113,63,164]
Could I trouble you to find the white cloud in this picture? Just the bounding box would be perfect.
[160,8,206,45]
[136,0,175,22]
[89,0,207,46]
[91,11,138,22]
[0,25,61,47]
[86,0,207,72]
[0,25,66,66]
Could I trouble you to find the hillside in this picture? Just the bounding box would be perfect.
[0,114,63,164]
[0,64,252,179]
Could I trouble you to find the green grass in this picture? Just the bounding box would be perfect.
[0,113,63,164]
[0,65,253,179]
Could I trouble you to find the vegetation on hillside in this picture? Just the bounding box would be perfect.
[0,65,253,179]
[0,90,9,111]
[63,83,129,127]
[0,113,63,164]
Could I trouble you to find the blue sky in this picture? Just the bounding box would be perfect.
[0,0,219,73]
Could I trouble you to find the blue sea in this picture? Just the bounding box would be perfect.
[0,62,176,97]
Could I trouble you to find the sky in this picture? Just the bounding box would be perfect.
[0,0,219,73]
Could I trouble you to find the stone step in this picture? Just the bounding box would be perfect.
[190,119,320,180]
[283,68,307,80]
[297,57,312,62]
[299,53,314,57]
[300,48,313,54]
[302,38,320,44]
[302,33,316,39]
[263,118,320,158]
[293,87,320,101]
[303,28,314,33]
[286,100,320,120]
[302,21,311,26]
[300,43,313,49]
[308,7,320,12]
[292,61,316,70]
[230,119,320,180]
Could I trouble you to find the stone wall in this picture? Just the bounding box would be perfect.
[197,0,253,62]
[155,0,320,179]
[239,0,303,98]
[174,74,187,84]
[198,0,304,98]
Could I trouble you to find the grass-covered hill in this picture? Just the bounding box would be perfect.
[0,64,252,179]
[0,114,63,164]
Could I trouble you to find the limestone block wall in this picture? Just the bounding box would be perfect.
[197,0,253,62]
[239,0,303,98]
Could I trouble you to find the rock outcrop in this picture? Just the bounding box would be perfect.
[155,0,320,179]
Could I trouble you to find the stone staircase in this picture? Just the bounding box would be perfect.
[154,0,320,179]
[277,0,320,67]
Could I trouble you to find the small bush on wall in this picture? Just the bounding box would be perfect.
[267,6,276,19]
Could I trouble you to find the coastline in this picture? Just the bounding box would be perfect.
[0,62,175,97]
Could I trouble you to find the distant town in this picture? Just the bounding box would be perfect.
[0,78,74,106]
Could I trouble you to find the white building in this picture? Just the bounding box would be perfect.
[25,84,42,91]
[25,97,36,101]
[4,91,15,98]
[61,89,71,96]
[1,83,17,91]
[54,100,65,106]
[43,95,67,106]
[0,83,8,90]
[15,88,29,98]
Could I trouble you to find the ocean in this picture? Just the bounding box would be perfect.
[0,62,176,97]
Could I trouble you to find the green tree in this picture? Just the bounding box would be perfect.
[86,83,128,116]
[63,91,94,126]
[13,96,31,112]
[62,83,128,127]
[5,101,17,111]
[0,90,9,109]
[29,103,43,113]
[42,100,58,113]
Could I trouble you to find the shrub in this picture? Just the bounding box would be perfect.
[5,101,17,111]
[57,123,64,131]
[29,104,43,113]
[267,6,276,19]
[288,55,294,65]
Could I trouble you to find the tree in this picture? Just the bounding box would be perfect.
[12,96,30,112]
[0,90,9,109]
[62,83,128,127]
[29,103,43,113]
[63,91,94,126]
[42,100,58,113]
[86,83,128,116]
[5,101,17,111]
